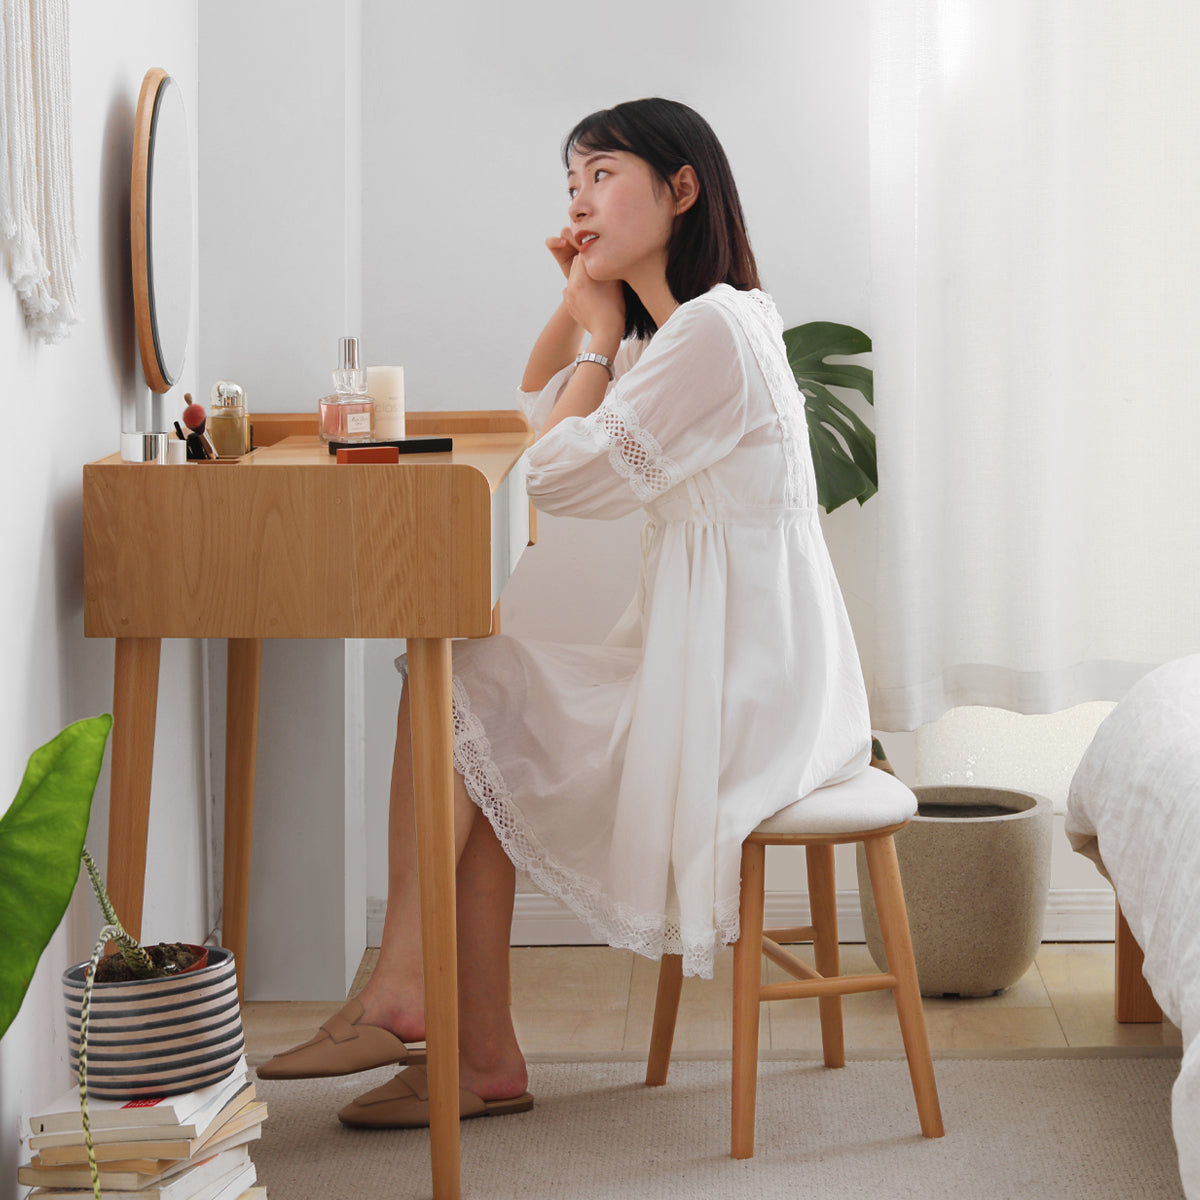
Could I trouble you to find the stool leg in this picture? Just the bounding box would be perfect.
[863,835,944,1138]
[732,841,766,1159]
[646,954,683,1086]
[805,843,845,1069]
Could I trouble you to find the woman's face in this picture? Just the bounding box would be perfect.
[566,148,676,286]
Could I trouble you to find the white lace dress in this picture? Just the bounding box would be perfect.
[399,284,871,978]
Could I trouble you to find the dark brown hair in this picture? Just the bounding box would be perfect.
[563,98,761,340]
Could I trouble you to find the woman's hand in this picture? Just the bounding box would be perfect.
[562,253,625,349]
[546,227,579,279]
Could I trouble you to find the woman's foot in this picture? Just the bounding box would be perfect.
[255,996,423,1080]
[354,978,426,1045]
[458,1045,528,1104]
[337,1058,532,1129]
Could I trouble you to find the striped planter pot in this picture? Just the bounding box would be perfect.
[62,946,244,1099]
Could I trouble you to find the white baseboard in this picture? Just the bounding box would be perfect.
[367,888,1118,947]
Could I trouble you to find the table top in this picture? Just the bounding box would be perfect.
[83,411,534,641]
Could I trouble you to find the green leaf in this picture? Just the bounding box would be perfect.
[0,715,112,1041]
[786,325,877,512]
[785,320,872,361]
[784,321,878,513]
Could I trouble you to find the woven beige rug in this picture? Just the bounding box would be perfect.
[251,1054,1184,1199]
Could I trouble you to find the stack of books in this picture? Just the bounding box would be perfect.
[20,1057,266,1200]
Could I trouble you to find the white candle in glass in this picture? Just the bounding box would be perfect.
[366,365,405,440]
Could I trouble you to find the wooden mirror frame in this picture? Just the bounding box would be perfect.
[131,67,192,394]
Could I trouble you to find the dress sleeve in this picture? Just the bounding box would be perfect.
[524,299,750,519]
[516,338,647,436]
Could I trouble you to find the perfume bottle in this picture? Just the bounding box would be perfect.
[318,336,375,443]
[209,379,249,457]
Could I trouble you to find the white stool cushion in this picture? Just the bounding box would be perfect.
[754,767,918,837]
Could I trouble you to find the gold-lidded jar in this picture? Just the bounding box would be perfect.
[209,379,248,457]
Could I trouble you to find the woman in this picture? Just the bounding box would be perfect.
[259,98,871,1127]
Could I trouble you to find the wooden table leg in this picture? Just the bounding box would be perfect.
[106,637,161,941]
[406,637,462,1200]
[223,639,262,1003]
[1115,904,1162,1023]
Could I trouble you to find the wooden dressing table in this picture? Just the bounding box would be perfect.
[83,410,535,1200]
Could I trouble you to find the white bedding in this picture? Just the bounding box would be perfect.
[1066,654,1200,1198]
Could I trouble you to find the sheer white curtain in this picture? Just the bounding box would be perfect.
[865,0,1200,731]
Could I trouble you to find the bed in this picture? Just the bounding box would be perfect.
[1066,653,1200,1198]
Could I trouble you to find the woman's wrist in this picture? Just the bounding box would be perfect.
[521,304,587,392]
[585,331,622,361]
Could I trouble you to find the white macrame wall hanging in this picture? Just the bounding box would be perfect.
[0,0,79,343]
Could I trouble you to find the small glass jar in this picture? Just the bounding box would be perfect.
[209,380,248,457]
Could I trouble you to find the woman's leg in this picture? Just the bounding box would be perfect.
[354,679,465,1040]
[454,810,527,1100]
[355,679,525,1098]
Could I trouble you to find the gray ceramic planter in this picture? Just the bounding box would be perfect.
[856,786,1053,998]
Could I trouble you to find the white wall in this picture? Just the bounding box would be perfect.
[354,1,1113,944]
[0,13,1121,1187]
[192,0,1114,988]
[0,5,203,1194]
[358,0,871,406]
[197,0,367,1000]
[358,0,877,940]
[915,702,1117,939]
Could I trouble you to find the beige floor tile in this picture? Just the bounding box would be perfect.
[769,999,855,1053]
[1037,941,1117,994]
[510,946,633,1055]
[509,945,633,1011]
[243,942,1167,1062]
[349,948,378,996]
[623,948,769,1054]
[920,960,1052,1007]
[769,992,1068,1054]
[766,943,881,1052]
[1036,944,1183,1048]
[512,1007,629,1055]
[916,953,1067,1050]
[921,999,1068,1051]
[241,1000,345,1061]
[767,945,1062,1053]
[767,943,1050,1004]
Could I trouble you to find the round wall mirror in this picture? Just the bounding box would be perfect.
[131,68,193,393]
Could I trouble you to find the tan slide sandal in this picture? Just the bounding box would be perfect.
[337,1065,534,1129]
[256,997,426,1079]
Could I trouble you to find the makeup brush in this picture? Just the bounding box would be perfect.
[174,419,202,461]
[182,394,217,459]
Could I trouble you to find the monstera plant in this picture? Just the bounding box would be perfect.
[788,322,891,772]
[787,320,876,514]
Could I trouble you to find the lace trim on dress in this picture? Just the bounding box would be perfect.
[587,392,684,504]
[449,673,735,978]
[706,288,814,508]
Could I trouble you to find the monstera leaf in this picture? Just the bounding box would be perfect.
[0,714,111,1040]
[784,321,877,514]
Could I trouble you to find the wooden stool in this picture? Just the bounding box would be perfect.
[645,767,945,1158]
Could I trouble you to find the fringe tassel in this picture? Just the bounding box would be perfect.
[1,0,79,342]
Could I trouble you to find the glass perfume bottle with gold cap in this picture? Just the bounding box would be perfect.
[209,380,249,457]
